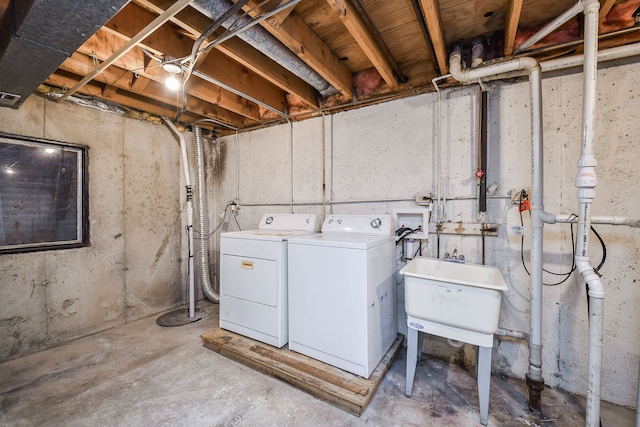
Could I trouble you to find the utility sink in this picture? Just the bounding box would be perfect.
[402,257,508,426]
[401,257,508,337]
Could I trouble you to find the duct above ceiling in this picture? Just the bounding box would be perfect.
[0,0,128,108]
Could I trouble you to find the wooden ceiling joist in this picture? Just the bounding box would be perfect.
[418,0,448,74]
[134,0,319,107]
[58,52,249,126]
[78,30,261,121]
[504,0,524,56]
[326,0,399,90]
[243,0,354,99]
[599,0,617,23]
[104,2,288,115]
[46,71,210,125]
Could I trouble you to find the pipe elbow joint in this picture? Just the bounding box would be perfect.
[520,57,539,72]
[575,257,605,298]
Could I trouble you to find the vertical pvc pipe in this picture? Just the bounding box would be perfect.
[576,2,605,425]
[162,118,195,318]
[528,64,545,389]
[636,361,640,426]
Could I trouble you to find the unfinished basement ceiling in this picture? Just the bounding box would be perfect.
[3,0,640,133]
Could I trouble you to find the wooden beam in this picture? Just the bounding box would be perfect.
[105,2,287,114]
[134,0,319,107]
[244,0,353,99]
[418,0,448,74]
[58,52,249,127]
[599,0,617,23]
[102,85,119,99]
[504,0,523,56]
[78,30,261,121]
[325,0,398,90]
[267,1,297,28]
[46,71,207,125]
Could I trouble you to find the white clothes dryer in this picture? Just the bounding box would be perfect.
[220,213,320,347]
[287,214,396,378]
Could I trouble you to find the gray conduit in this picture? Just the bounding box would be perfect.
[194,126,220,303]
[192,0,336,96]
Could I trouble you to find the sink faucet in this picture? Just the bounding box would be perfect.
[444,249,465,264]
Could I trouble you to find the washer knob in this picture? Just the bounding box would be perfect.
[370,218,382,229]
[265,216,273,224]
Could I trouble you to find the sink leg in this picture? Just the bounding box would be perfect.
[406,327,419,397]
[477,345,492,426]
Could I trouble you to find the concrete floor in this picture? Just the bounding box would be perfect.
[1,300,636,427]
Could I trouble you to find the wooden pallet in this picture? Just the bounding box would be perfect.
[201,328,403,416]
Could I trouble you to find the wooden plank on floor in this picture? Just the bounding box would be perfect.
[201,328,403,416]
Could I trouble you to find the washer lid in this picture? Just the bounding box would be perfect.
[321,214,392,236]
[221,229,318,242]
[288,233,394,249]
[258,213,320,231]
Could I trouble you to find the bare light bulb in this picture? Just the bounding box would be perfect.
[166,73,180,91]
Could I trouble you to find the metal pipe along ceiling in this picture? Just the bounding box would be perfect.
[192,0,337,97]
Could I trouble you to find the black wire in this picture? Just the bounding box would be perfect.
[591,225,607,272]
[193,201,238,239]
[518,189,577,286]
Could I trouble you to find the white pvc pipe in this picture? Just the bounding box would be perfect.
[163,118,195,318]
[515,0,585,54]
[575,1,605,425]
[553,214,640,227]
[541,42,640,72]
[529,64,545,385]
[637,361,640,427]
[449,48,545,389]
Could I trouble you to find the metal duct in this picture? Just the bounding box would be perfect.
[193,125,220,303]
[0,0,128,108]
[192,0,337,97]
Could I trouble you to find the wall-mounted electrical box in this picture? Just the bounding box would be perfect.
[392,208,430,240]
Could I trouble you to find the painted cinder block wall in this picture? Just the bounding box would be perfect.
[211,60,640,407]
[0,97,186,361]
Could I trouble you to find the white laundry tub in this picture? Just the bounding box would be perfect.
[401,257,508,336]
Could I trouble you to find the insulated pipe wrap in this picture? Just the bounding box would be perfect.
[194,126,220,303]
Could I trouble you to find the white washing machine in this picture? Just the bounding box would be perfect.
[219,213,320,348]
[287,214,396,378]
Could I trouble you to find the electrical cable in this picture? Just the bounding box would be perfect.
[518,189,577,286]
[193,200,239,239]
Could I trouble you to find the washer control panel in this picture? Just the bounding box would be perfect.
[321,214,392,235]
[258,214,320,231]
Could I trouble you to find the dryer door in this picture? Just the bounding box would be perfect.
[222,254,277,306]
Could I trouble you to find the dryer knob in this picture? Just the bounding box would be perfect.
[328,219,334,224]
[266,216,274,224]
[371,218,382,229]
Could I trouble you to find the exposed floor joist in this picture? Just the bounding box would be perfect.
[78,29,261,121]
[243,0,354,99]
[58,52,250,126]
[418,0,448,74]
[105,2,288,116]
[326,0,399,90]
[504,0,524,56]
[134,0,320,108]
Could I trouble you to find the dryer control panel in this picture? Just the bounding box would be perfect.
[258,214,320,231]
[321,214,392,235]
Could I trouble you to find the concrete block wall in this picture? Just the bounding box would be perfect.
[0,96,185,361]
[212,61,640,406]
